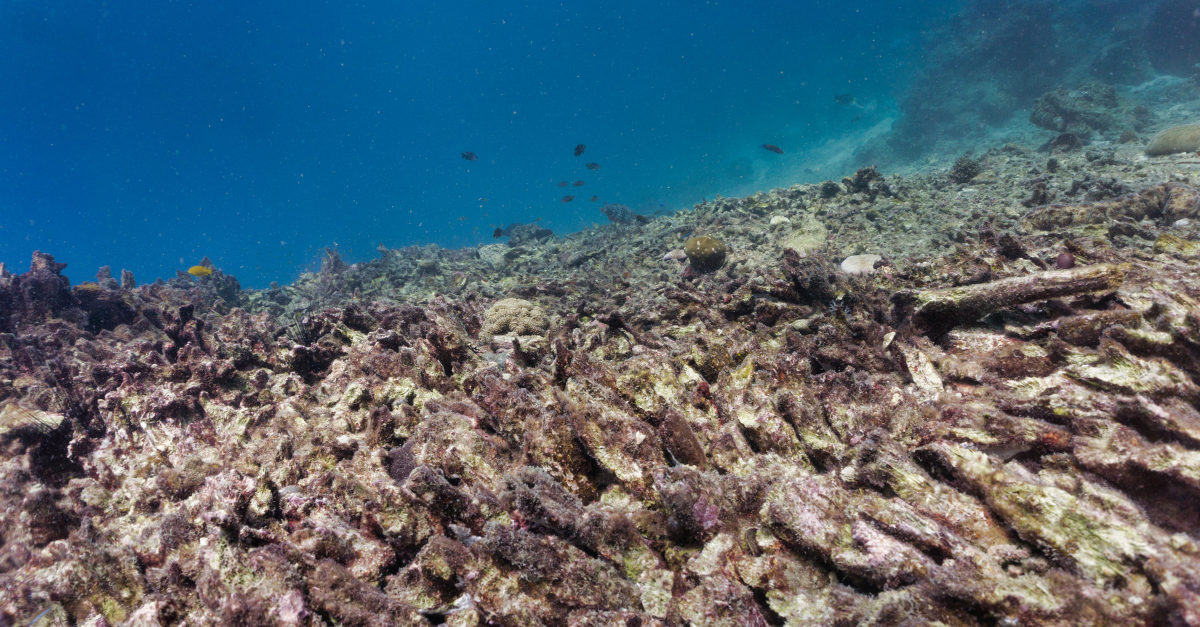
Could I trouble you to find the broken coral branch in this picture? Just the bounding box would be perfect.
[896,263,1125,337]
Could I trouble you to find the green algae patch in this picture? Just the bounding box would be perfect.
[663,323,703,340]
[94,596,128,625]
[1154,233,1200,257]
[618,541,663,582]
[731,356,755,387]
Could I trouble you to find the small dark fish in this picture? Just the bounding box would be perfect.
[586,162,601,170]
[762,144,784,154]
[572,180,584,187]
[562,195,574,203]
[574,144,586,157]
[589,195,599,202]
[557,181,569,187]
[461,152,478,161]
[493,228,503,238]
[835,94,856,106]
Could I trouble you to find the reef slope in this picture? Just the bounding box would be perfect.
[4,144,1200,626]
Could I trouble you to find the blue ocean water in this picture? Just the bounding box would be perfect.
[1,0,954,288]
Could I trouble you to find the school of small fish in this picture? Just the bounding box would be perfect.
[189,132,788,262]
[445,137,788,242]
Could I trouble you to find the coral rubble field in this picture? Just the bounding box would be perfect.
[8,110,1200,627]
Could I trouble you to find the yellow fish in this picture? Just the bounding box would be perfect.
[187,265,213,277]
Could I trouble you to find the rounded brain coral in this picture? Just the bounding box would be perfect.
[481,298,549,339]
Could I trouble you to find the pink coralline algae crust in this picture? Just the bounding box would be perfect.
[3,165,1200,627]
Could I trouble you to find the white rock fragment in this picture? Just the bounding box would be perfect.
[882,331,896,351]
[769,215,791,226]
[901,346,944,394]
[841,254,882,275]
[663,248,688,261]
[1175,218,1191,227]
[275,590,309,626]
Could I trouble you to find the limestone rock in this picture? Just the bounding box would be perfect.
[840,254,882,275]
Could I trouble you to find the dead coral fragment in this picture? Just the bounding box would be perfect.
[1146,123,1200,156]
[480,298,549,340]
[480,522,641,613]
[1020,182,1200,231]
[842,165,892,200]
[898,263,1124,337]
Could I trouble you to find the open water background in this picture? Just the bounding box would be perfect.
[5,0,961,287]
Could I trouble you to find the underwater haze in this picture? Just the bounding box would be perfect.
[1,0,953,288]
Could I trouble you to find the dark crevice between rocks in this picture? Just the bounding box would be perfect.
[12,419,79,487]
[925,590,1008,627]
[740,426,762,455]
[579,446,621,494]
[1097,466,1200,537]
[438,355,454,377]
[383,537,421,585]
[910,448,971,495]
[766,523,886,598]
[311,607,337,627]
[1112,399,1200,449]
[751,586,786,627]
[806,453,830,476]
[867,515,952,567]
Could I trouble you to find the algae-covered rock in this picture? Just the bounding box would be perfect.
[1155,233,1200,257]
